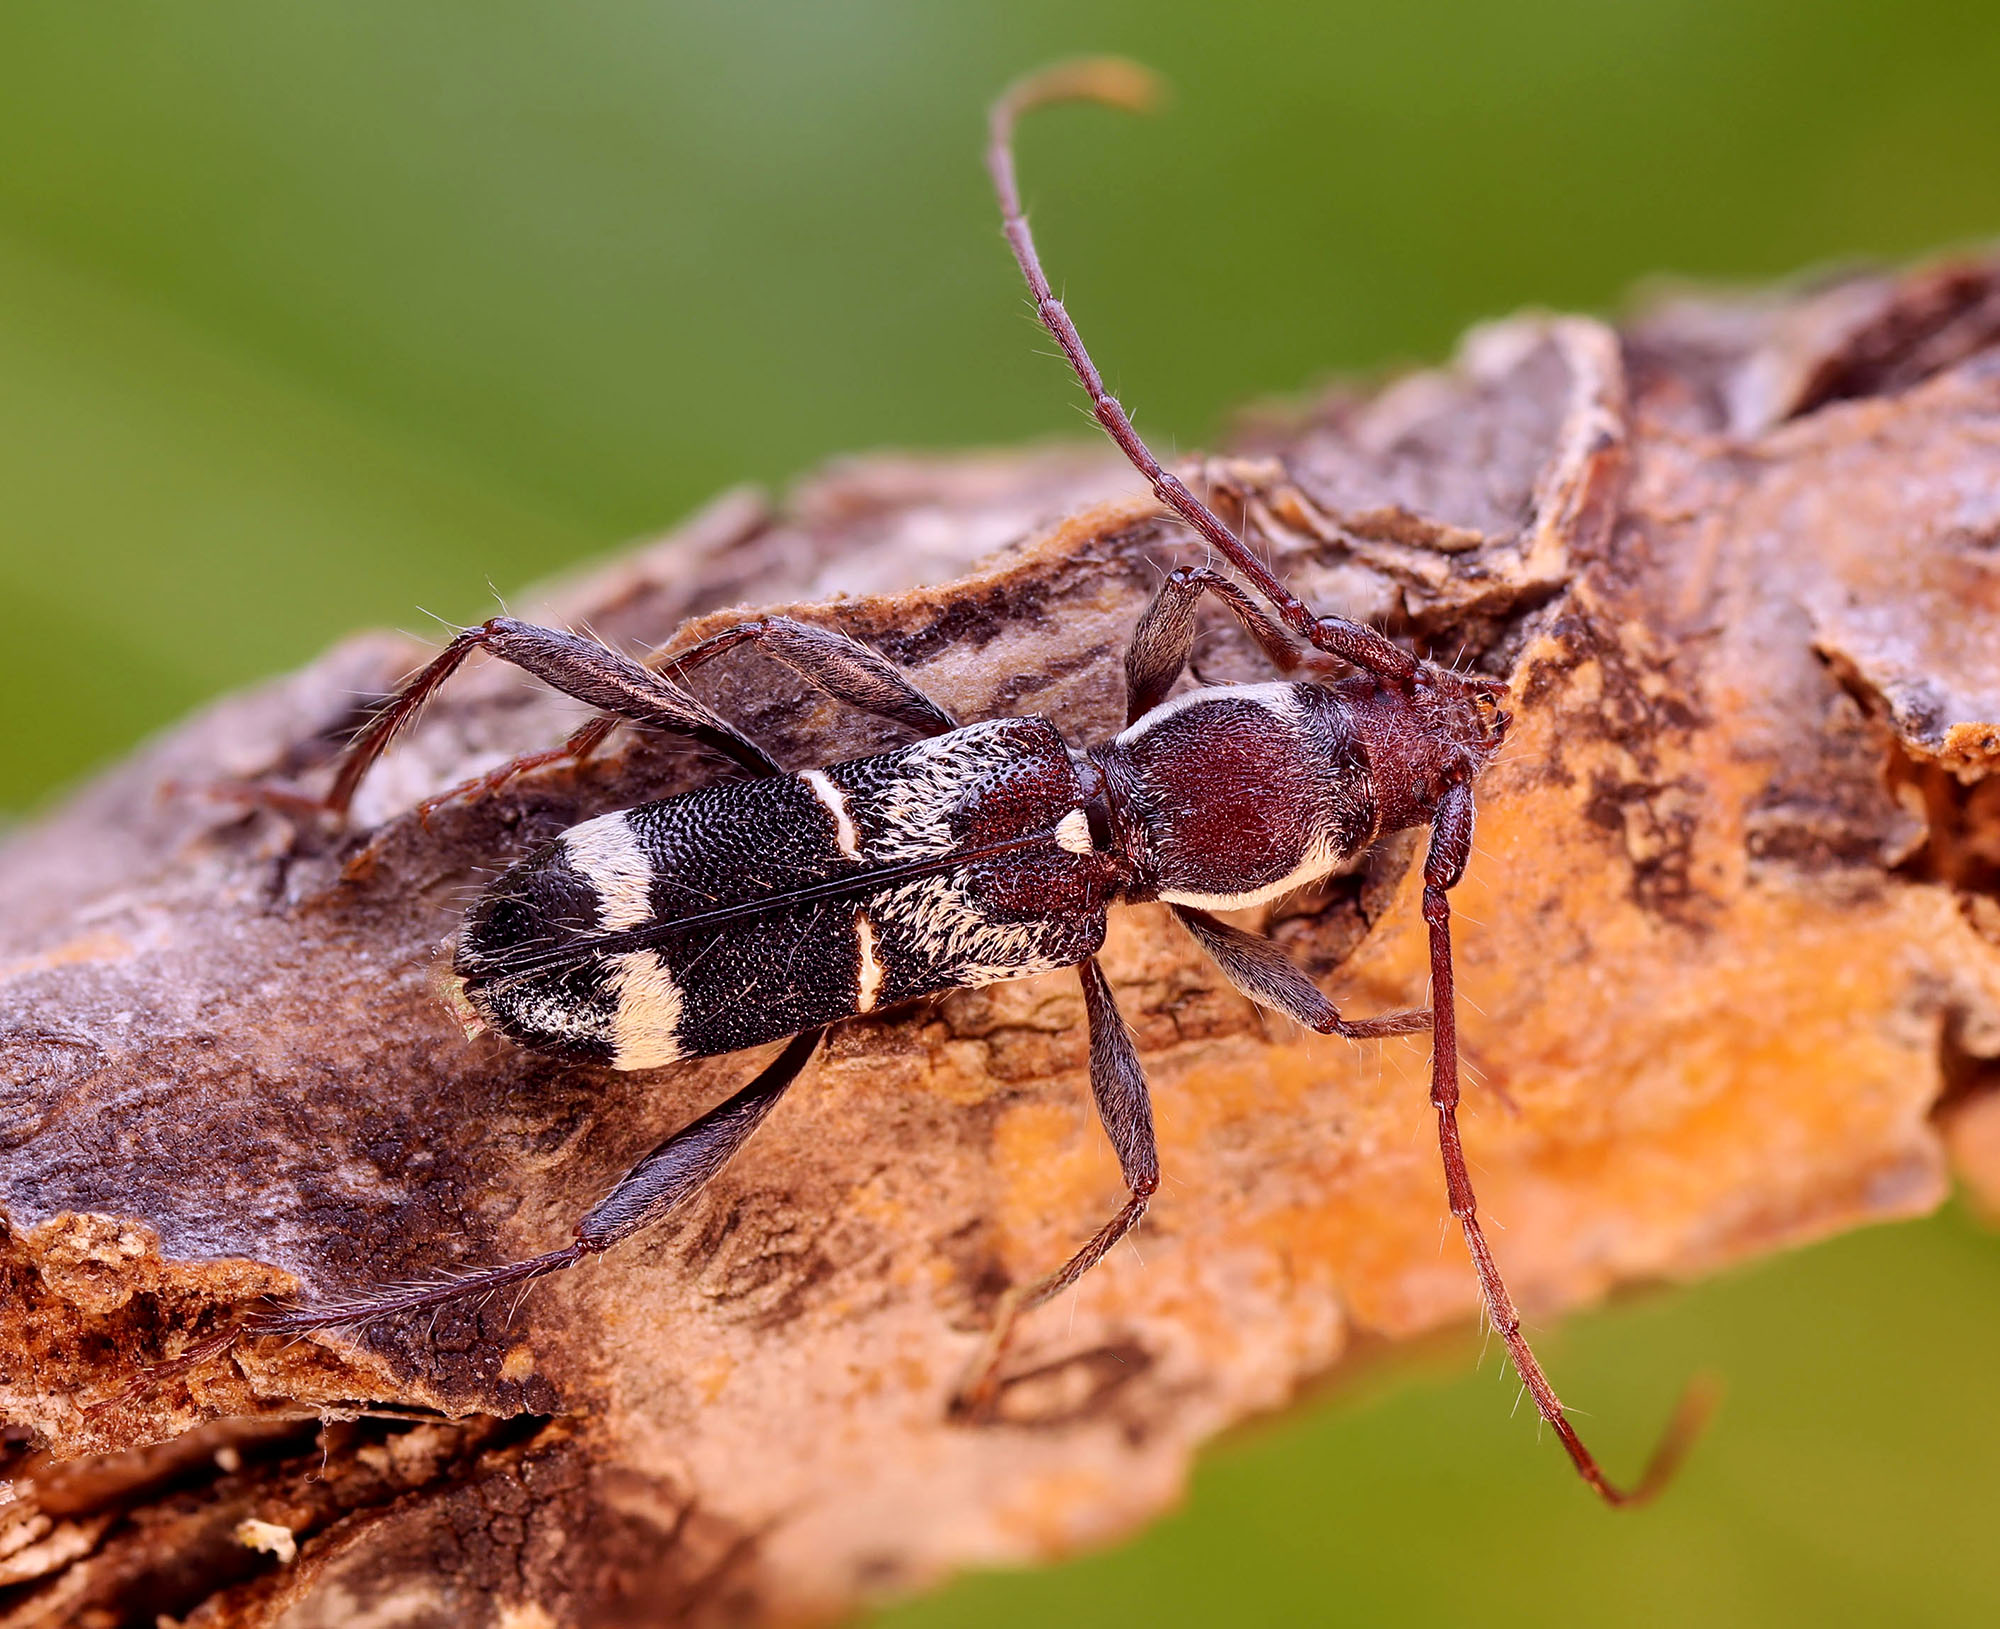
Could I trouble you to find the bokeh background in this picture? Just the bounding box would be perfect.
[4,4,1999,1624]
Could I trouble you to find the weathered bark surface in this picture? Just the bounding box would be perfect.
[4,257,2000,1627]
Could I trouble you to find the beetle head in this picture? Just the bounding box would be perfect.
[1417,662,1512,774]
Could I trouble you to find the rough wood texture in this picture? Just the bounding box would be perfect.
[5,256,2000,1627]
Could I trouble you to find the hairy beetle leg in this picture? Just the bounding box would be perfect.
[244,1031,826,1338]
[953,956,1158,1419]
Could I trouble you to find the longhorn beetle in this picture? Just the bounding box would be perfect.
[234,60,1702,1503]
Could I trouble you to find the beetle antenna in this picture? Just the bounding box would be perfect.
[988,59,1418,685]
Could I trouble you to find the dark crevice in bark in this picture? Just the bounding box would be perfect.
[0,1411,557,1629]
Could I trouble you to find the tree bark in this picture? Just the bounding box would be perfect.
[4,256,2000,1628]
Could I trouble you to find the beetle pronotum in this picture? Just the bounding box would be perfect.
[225,59,1702,1504]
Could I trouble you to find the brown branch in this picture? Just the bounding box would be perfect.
[4,256,2000,1626]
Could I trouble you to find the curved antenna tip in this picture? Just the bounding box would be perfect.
[1612,1369,1724,1508]
[995,57,1169,125]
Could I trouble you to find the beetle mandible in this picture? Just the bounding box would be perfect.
[241,59,1700,1504]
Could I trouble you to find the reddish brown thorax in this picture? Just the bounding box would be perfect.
[1091,667,1508,912]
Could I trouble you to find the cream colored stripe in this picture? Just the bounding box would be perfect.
[1054,808,1093,855]
[1115,679,1303,746]
[803,769,862,859]
[854,909,883,1013]
[608,950,686,1070]
[562,814,655,930]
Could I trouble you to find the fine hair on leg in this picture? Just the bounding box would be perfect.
[1171,904,1429,1039]
[954,956,1159,1417]
[1420,779,1710,1504]
[243,1030,825,1337]
[650,616,957,739]
[356,614,958,830]
[1125,565,1341,723]
[321,617,783,821]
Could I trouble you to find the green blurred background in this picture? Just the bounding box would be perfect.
[3,3,1998,1623]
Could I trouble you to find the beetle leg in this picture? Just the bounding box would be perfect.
[647,615,957,738]
[567,1027,823,1251]
[313,614,955,831]
[1170,904,1429,1038]
[231,617,783,827]
[345,618,783,812]
[243,1030,824,1337]
[1125,566,1336,723]
[1418,782,1709,1504]
[428,615,952,826]
[953,956,1159,1419]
